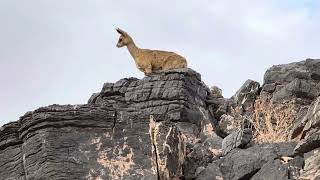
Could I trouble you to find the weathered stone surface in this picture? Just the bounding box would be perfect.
[217,143,296,180]
[149,116,185,179]
[210,86,223,98]
[0,68,215,180]
[253,59,320,143]
[250,155,304,180]
[294,96,320,154]
[0,122,25,180]
[203,133,223,150]
[272,78,319,102]
[221,128,252,156]
[183,144,214,179]
[3,60,320,180]
[196,163,223,180]
[18,104,159,180]
[231,79,260,113]
[300,148,320,180]
[264,58,320,84]
[251,159,289,180]
[207,97,229,120]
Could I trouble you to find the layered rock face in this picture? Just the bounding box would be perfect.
[0,69,214,180]
[1,59,320,180]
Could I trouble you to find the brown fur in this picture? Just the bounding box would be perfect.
[116,28,188,75]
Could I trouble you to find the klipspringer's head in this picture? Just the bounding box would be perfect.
[116,28,132,48]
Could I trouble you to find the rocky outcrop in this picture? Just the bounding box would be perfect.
[1,59,320,180]
[0,69,214,180]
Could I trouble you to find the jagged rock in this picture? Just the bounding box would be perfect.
[231,79,260,113]
[0,122,25,180]
[218,114,238,136]
[294,96,320,154]
[3,60,320,180]
[261,83,276,93]
[250,156,303,180]
[18,104,159,180]
[207,97,229,120]
[287,155,305,179]
[300,147,320,179]
[251,159,289,180]
[183,143,214,179]
[149,116,185,179]
[255,59,320,143]
[217,143,296,180]
[272,78,319,102]
[210,86,223,98]
[0,68,215,180]
[203,133,223,150]
[196,163,223,180]
[264,58,320,84]
[221,128,252,156]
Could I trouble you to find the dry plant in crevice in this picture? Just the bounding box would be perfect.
[252,97,299,143]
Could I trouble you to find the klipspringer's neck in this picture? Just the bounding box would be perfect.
[126,41,140,59]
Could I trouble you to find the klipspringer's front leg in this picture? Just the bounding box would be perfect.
[144,66,152,76]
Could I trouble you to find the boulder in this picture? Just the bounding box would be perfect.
[183,144,214,179]
[221,128,252,156]
[294,96,320,154]
[231,79,260,113]
[264,58,320,84]
[196,163,223,180]
[210,86,223,98]
[299,148,320,179]
[255,59,320,143]
[217,143,296,180]
[251,159,289,180]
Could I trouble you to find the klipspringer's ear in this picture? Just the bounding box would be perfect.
[116,28,128,36]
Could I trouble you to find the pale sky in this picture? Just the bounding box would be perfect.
[1,0,320,126]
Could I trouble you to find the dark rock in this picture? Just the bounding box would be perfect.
[231,79,260,112]
[264,58,320,84]
[221,128,252,156]
[251,159,289,180]
[217,114,236,136]
[210,86,223,98]
[254,60,320,143]
[261,83,276,93]
[3,60,320,180]
[183,143,214,179]
[0,68,216,180]
[217,143,296,180]
[300,147,320,179]
[0,122,25,180]
[272,78,319,102]
[203,133,223,150]
[87,92,99,104]
[196,163,223,180]
[294,96,320,154]
[149,116,185,179]
[207,97,229,120]
[287,155,305,179]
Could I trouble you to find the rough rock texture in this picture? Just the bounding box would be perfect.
[0,69,214,180]
[221,128,252,156]
[1,59,320,180]
[300,148,320,179]
[255,59,320,143]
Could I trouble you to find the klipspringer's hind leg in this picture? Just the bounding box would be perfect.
[162,56,187,70]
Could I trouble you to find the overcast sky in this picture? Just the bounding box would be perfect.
[0,0,319,126]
